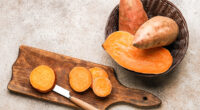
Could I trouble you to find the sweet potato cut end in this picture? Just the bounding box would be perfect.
[30,65,56,93]
[92,77,112,97]
[103,31,173,74]
[69,67,92,92]
[89,67,109,88]
[89,67,108,79]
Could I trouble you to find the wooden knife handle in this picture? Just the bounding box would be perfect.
[70,96,99,110]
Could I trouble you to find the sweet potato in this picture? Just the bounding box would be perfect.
[30,65,56,93]
[69,67,92,92]
[89,67,108,87]
[102,31,173,74]
[119,0,148,35]
[92,77,112,97]
[133,16,179,49]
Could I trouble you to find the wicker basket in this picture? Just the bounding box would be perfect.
[105,0,189,77]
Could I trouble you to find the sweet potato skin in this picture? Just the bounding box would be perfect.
[119,0,148,35]
[133,16,179,49]
[103,31,173,74]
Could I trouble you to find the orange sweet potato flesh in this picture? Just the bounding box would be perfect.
[30,65,56,93]
[92,77,112,97]
[89,67,108,88]
[103,31,173,74]
[119,0,148,34]
[69,67,92,92]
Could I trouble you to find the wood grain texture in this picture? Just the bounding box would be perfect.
[7,45,161,109]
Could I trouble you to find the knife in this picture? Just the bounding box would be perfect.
[53,85,99,110]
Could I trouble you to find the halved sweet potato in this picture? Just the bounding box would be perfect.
[119,0,148,34]
[69,67,92,92]
[89,67,108,87]
[30,65,56,93]
[103,31,173,74]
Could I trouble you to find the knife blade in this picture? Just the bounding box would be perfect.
[52,85,98,110]
[53,85,70,98]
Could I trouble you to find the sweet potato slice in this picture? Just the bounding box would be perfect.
[30,65,56,93]
[102,31,173,74]
[69,67,92,92]
[89,67,108,87]
[119,0,148,34]
[92,77,112,97]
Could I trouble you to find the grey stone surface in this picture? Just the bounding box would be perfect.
[0,0,199,110]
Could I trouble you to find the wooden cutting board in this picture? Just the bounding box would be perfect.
[7,45,161,109]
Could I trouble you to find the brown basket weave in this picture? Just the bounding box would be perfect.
[105,0,189,77]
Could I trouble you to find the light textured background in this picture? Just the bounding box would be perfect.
[0,0,199,110]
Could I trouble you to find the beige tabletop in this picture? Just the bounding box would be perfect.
[0,0,199,110]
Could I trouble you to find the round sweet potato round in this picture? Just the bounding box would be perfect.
[69,67,92,92]
[30,65,56,93]
[92,77,112,97]
[89,67,108,88]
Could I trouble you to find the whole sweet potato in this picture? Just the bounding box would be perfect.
[119,0,148,35]
[133,16,179,49]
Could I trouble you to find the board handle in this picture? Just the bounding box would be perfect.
[116,86,161,108]
[70,96,99,110]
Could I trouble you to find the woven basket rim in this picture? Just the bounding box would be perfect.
[105,0,189,77]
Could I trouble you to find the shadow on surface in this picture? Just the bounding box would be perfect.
[114,59,186,90]
[135,67,180,88]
